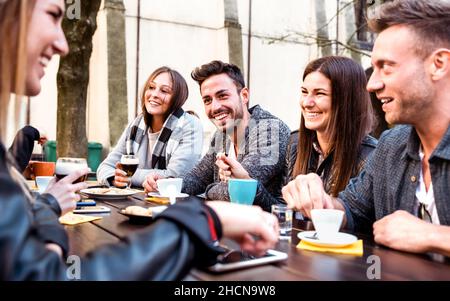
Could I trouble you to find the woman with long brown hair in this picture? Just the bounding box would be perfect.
[284,56,377,202]
[0,0,277,280]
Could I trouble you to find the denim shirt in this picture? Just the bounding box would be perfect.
[339,125,450,234]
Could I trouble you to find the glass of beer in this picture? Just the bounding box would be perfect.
[120,154,139,189]
[55,157,88,183]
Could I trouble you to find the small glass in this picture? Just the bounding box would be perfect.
[120,154,139,189]
[271,204,293,240]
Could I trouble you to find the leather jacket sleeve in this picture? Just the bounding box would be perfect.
[31,193,70,258]
[1,174,223,280]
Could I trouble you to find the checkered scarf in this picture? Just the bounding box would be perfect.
[126,108,185,169]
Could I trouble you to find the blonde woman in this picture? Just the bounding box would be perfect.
[0,0,277,280]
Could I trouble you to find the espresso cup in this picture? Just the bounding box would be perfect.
[310,209,344,241]
[156,178,183,196]
[228,179,258,205]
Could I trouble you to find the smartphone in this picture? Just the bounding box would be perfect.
[76,199,96,207]
[207,249,288,272]
[73,206,111,214]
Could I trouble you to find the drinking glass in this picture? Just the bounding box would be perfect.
[120,154,139,189]
[271,204,293,240]
[55,157,88,183]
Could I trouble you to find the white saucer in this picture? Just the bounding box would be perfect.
[297,231,357,248]
[148,192,189,198]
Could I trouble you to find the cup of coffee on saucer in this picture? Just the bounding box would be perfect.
[310,209,344,241]
[156,178,183,204]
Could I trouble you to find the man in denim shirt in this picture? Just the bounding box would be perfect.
[283,0,450,257]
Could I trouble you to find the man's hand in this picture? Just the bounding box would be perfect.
[215,153,250,182]
[206,201,278,257]
[143,174,165,192]
[373,210,436,254]
[282,173,338,218]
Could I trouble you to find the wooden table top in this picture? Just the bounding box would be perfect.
[65,192,450,281]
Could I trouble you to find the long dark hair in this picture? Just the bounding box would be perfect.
[140,66,189,126]
[293,56,373,196]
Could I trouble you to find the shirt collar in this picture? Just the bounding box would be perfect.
[405,124,450,161]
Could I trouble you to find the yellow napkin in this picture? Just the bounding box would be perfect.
[297,240,364,256]
[59,212,103,225]
[145,196,170,205]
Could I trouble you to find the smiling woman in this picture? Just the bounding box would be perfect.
[0,0,279,280]
[285,56,377,197]
[96,66,204,188]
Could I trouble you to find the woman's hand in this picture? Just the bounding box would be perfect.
[206,201,278,257]
[45,168,89,215]
[113,162,128,188]
[143,174,165,192]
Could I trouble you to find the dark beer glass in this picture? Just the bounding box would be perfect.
[120,154,139,189]
[55,158,88,183]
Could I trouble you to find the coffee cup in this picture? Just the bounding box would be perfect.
[156,178,183,197]
[29,161,55,179]
[228,178,258,205]
[310,209,344,241]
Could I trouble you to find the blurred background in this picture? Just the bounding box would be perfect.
[6,0,384,166]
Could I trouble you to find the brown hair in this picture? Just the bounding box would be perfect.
[140,66,189,126]
[191,60,245,93]
[0,0,36,141]
[368,0,450,58]
[293,56,373,197]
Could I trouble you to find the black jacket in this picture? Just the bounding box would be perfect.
[0,143,223,280]
[284,130,378,192]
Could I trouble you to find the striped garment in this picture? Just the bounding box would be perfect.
[126,108,185,169]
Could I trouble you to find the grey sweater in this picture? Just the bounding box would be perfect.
[182,105,290,212]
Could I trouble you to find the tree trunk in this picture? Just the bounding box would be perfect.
[346,0,361,64]
[56,0,101,158]
[315,0,332,56]
[224,0,244,71]
[105,0,128,147]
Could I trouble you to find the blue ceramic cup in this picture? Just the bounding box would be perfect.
[228,179,258,205]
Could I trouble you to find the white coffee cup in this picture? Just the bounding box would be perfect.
[310,209,344,241]
[35,176,54,193]
[156,178,183,197]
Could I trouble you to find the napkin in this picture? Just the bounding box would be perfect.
[297,240,364,256]
[145,196,170,205]
[59,212,103,225]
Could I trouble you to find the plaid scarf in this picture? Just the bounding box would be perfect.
[126,108,185,169]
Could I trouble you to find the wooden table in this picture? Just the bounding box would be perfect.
[66,193,450,281]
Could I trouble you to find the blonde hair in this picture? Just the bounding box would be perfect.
[0,0,35,141]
